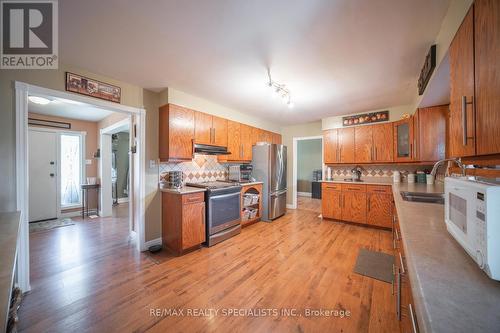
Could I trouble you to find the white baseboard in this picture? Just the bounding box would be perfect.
[144,237,162,250]
[117,197,129,204]
[297,192,312,197]
[286,204,296,209]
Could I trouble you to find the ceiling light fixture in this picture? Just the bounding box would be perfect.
[28,96,51,105]
[267,70,294,108]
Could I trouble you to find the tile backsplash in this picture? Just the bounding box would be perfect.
[159,155,228,184]
[325,164,434,179]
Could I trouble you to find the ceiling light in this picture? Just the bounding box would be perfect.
[54,97,83,105]
[267,70,294,108]
[28,96,51,105]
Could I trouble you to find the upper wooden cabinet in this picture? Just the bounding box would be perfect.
[324,129,339,164]
[240,124,253,161]
[272,132,282,144]
[194,111,213,145]
[393,117,415,162]
[159,104,194,161]
[354,126,373,163]
[259,129,272,143]
[339,127,355,163]
[372,123,394,163]
[415,105,447,162]
[474,0,500,155]
[449,7,476,157]
[226,120,241,161]
[194,112,227,147]
[449,1,500,157]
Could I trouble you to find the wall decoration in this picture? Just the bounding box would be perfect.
[342,110,389,126]
[418,44,436,95]
[65,72,121,103]
[28,118,71,129]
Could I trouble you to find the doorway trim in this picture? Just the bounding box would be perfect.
[291,135,323,209]
[15,81,146,292]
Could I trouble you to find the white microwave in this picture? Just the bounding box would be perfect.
[445,177,500,280]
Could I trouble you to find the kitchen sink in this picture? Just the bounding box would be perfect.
[400,191,445,204]
[343,178,363,182]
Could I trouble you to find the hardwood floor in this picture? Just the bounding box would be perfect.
[297,196,322,214]
[19,203,399,333]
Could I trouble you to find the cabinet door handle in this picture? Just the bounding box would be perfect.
[409,303,418,333]
[413,138,416,160]
[461,96,467,146]
[375,147,377,161]
[396,270,401,321]
[399,252,405,275]
[391,264,396,295]
[368,195,371,211]
[339,147,342,161]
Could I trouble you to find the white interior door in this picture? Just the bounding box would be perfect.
[29,130,58,222]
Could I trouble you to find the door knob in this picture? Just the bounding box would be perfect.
[50,161,55,165]
[50,173,55,177]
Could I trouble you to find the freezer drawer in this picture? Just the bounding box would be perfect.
[269,190,287,220]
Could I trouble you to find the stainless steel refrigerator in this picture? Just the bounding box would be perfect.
[252,143,287,221]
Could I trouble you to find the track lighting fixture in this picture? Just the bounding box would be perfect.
[267,71,294,108]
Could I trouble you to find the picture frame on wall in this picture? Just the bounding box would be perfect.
[342,110,389,126]
[65,72,121,103]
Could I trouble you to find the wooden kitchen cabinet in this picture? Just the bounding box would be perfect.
[241,183,263,227]
[366,185,393,228]
[162,191,206,255]
[194,112,227,147]
[240,124,253,161]
[259,130,273,143]
[341,184,366,224]
[272,132,282,144]
[212,116,228,147]
[449,7,476,158]
[194,111,213,145]
[323,129,339,164]
[474,0,500,156]
[415,105,447,162]
[321,183,342,220]
[354,126,373,163]
[159,104,194,161]
[449,1,500,157]
[372,123,394,163]
[226,120,241,161]
[339,127,355,163]
[393,117,414,162]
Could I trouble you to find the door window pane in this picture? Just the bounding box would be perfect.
[61,134,82,206]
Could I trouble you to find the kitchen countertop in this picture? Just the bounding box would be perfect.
[0,211,21,333]
[159,185,206,194]
[392,182,500,333]
[322,177,394,185]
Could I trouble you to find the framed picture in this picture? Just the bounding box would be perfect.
[342,110,389,127]
[65,72,121,103]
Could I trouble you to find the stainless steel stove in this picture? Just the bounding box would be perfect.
[186,181,242,246]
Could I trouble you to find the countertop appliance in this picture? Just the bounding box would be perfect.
[252,143,287,221]
[185,181,242,246]
[228,164,253,183]
[445,177,500,280]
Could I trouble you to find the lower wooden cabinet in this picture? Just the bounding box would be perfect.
[321,183,342,220]
[341,184,367,224]
[162,191,206,255]
[321,182,392,229]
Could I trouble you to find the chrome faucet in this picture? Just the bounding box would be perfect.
[430,157,466,182]
[351,166,362,181]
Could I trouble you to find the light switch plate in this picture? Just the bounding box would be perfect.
[85,159,92,165]
[149,160,156,168]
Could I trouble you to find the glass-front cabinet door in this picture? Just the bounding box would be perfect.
[393,117,414,162]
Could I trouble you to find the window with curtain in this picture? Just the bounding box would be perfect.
[61,134,82,206]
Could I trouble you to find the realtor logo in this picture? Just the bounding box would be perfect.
[1,0,58,69]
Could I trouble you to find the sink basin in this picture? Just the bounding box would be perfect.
[343,178,363,182]
[400,191,444,204]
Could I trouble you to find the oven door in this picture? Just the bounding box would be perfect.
[445,180,475,256]
[207,191,241,235]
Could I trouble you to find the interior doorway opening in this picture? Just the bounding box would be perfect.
[292,136,323,213]
[15,82,146,292]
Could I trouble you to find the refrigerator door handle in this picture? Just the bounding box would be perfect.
[270,189,287,197]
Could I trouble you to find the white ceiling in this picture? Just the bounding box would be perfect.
[28,96,113,122]
[59,0,451,125]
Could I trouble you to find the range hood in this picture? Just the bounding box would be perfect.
[194,143,231,155]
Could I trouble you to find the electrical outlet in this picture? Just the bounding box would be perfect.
[149,160,156,169]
